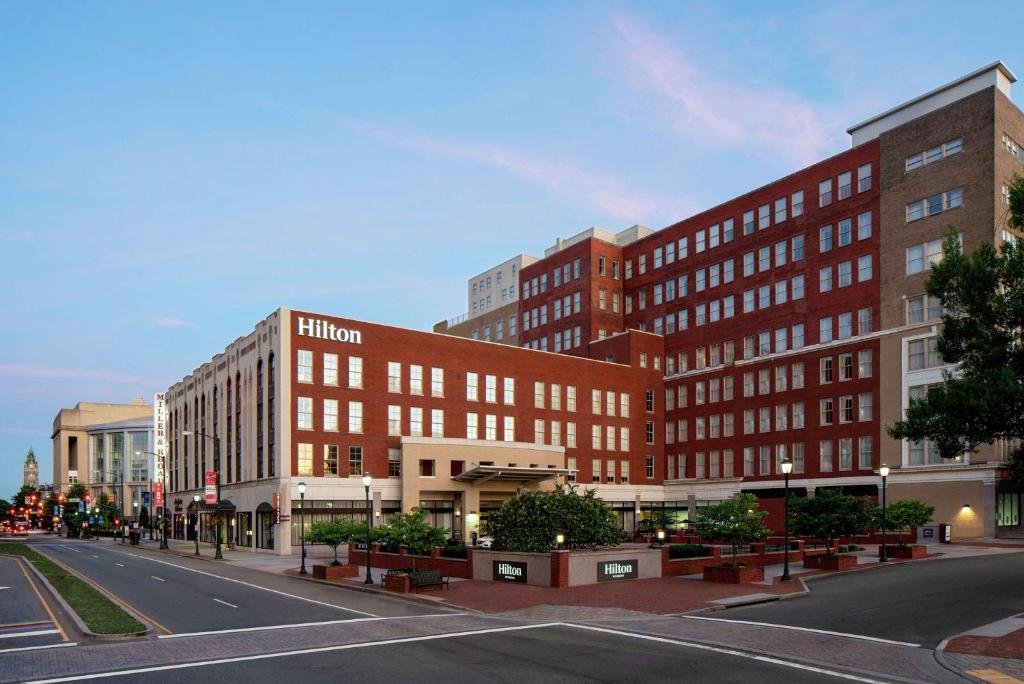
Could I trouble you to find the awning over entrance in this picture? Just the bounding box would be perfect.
[451,465,574,485]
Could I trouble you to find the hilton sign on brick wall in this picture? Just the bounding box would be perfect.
[493,560,528,583]
[597,559,638,581]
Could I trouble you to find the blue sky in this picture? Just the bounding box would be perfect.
[3,1,1024,498]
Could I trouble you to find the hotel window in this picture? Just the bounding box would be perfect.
[838,218,852,246]
[775,281,788,306]
[509,315,517,336]
[758,204,770,229]
[654,247,663,269]
[710,263,721,287]
[775,241,787,267]
[696,269,706,292]
[496,320,503,341]
[858,255,872,282]
[599,288,607,310]
[775,366,788,392]
[819,178,832,207]
[567,385,577,411]
[859,392,873,422]
[857,211,872,240]
[906,236,957,274]
[549,420,561,447]
[590,459,601,483]
[759,246,771,272]
[484,414,497,441]
[696,229,706,253]
[839,438,853,471]
[758,368,770,395]
[591,388,602,414]
[410,365,423,395]
[821,398,834,425]
[324,444,339,476]
[465,372,479,401]
[605,425,615,451]
[466,412,478,440]
[535,382,545,408]
[619,393,629,418]
[792,274,805,300]
[907,295,943,324]
[723,295,735,318]
[297,443,313,476]
[743,409,754,434]
[840,395,854,423]
[431,367,444,397]
[743,251,755,277]
[639,254,647,274]
[574,258,582,279]
[323,353,338,385]
[742,447,754,476]
[792,362,805,389]
[724,218,735,242]
[625,259,633,279]
[792,190,804,217]
[858,436,873,470]
[343,357,361,389]
[619,460,629,483]
[759,407,770,433]
[776,406,787,431]
[819,225,833,253]
[838,312,852,340]
[758,285,771,309]
[503,416,515,442]
[678,236,689,259]
[820,317,833,343]
[604,390,615,416]
[612,292,621,313]
[838,171,852,200]
[322,399,338,431]
[297,350,313,383]
[432,409,444,437]
[605,460,615,483]
[743,289,755,313]
[858,307,873,335]
[591,425,601,449]
[574,292,582,313]
[906,137,963,171]
[839,352,854,380]
[908,336,944,370]
[858,163,872,192]
[760,446,772,475]
[838,260,852,287]
[740,209,753,235]
[906,188,963,222]
[710,224,720,248]
[388,405,401,436]
[820,440,833,472]
[820,357,833,384]
[858,349,873,377]
[793,401,805,429]
[758,330,771,355]
[410,407,423,437]
[387,362,402,393]
[723,259,735,283]
[388,448,401,477]
[775,197,787,223]
[484,375,497,403]
[618,427,628,452]
[792,323,805,349]
[554,267,562,288]
[348,446,363,475]
[297,397,313,429]
[550,384,561,411]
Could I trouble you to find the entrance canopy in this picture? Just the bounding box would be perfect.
[452,465,574,485]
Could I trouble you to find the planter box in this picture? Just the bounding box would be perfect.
[882,544,927,560]
[384,574,411,593]
[803,554,858,571]
[703,564,764,584]
[312,564,359,580]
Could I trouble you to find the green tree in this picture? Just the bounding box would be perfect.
[486,486,620,553]
[13,485,35,508]
[873,499,934,547]
[788,489,872,556]
[888,204,1024,464]
[373,508,446,569]
[695,493,770,564]
[307,519,360,565]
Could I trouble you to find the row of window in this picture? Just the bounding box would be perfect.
[298,351,363,387]
[907,137,962,172]
[522,257,587,300]
[522,292,582,332]
[906,187,963,222]
[667,436,874,480]
[470,315,517,342]
[580,456,655,483]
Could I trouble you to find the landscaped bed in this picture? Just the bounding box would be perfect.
[0,543,145,635]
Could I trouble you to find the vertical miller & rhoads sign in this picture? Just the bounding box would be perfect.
[153,393,167,509]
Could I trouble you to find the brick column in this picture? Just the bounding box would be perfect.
[550,550,569,588]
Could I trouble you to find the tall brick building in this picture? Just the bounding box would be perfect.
[167,62,1024,555]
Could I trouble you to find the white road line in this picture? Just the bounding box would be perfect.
[119,552,378,617]
[57,545,80,554]
[212,598,237,609]
[681,615,921,648]
[91,555,99,559]
[151,576,165,582]
[24,623,557,683]
[0,629,60,640]
[157,612,468,639]
[563,624,893,683]
[0,642,78,655]
[114,563,125,568]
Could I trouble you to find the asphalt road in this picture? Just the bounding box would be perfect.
[30,539,443,634]
[46,624,851,683]
[0,555,66,650]
[718,551,1024,647]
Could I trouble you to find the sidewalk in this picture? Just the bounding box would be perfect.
[941,615,1024,681]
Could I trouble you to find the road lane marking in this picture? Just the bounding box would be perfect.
[157,612,468,639]
[115,563,125,567]
[680,615,921,648]
[0,629,60,640]
[57,545,80,554]
[0,642,78,655]
[0,586,9,590]
[966,669,1024,684]
[120,552,378,617]
[151,576,165,582]
[212,598,237,609]
[564,624,893,683]
[91,555,99,559]
[30,549,172,636]
[24,622,558,682]
[17,559,68,642]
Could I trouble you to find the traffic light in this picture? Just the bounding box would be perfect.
[83,492,92,504]
[57,493,66,504]
[114,518,121,526]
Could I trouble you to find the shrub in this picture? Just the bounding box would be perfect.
[372,508,446,569]
[441,543,468,559]
[789,489,872,557]
[872,499,934,546]
[307,519,362,565]
[487,485,620,553]
[668,543,712,559]
[837,544,848,553]
[696,493,770,563]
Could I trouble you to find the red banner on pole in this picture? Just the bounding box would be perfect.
[272,492,281,525]
[204,471,217,505]
[154,482,164,508]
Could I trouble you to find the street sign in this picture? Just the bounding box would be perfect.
[154,482,164,509]
[204,471,217,505]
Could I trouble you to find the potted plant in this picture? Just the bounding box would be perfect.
[384,571,411,593]
[874,499,933,559]
[696,494,770,583]
[308,519,360,580]
[371,507,447,570]
[790,489,871,571]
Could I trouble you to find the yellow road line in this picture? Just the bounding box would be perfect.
[17,559,68,642]
[967,669,1024,684]
[34,548,172,635]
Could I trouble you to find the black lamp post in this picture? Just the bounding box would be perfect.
[780,455,794,582]
[362,473,373,585]
[192,493,200,556]
[183,430,223,560]
[137,450,171,550]
[879,464,890,562]
[298,482,307,575]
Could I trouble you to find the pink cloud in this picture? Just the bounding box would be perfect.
[609,15,841,167]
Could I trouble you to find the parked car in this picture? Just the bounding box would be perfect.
[476,536,493,549]
[13,522,29,537]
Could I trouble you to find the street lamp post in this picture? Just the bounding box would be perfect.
[297,482,307,575]
[136,450,171,550]
[183,431,223,560]
[192,493,201,556]
[879,464,890,562]
[362,473,373,585]
[133,501,139,544]
[780,455,794,582]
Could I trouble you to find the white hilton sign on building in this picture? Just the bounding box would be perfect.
[296,317,362,344]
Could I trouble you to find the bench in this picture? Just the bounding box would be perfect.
[409,569,449,591]
[379,568,414,586]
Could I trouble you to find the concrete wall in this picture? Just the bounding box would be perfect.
[888,474,996,539]
[565,548,661,586]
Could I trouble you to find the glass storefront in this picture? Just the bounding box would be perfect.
[998,492,1021,528]
[290,500,368,546]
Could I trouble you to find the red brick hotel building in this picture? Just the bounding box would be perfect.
[167,62,1024,553]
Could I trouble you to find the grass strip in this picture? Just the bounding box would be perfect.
[0,543,145,634]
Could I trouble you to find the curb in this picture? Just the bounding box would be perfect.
[283,568,477,613]
[18,556,90,638]
[31,548,153,639]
